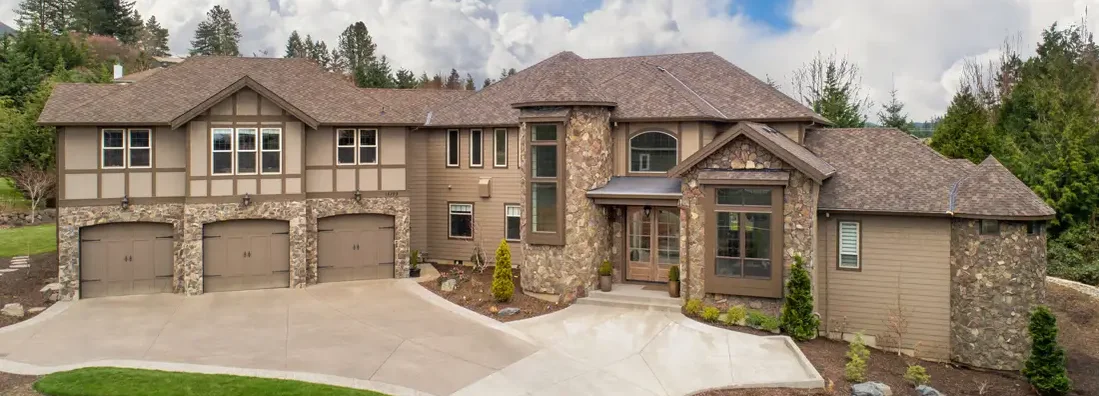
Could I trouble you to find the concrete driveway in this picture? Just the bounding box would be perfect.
[0,280,822,396]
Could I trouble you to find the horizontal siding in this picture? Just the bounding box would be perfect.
[818,215,952,360]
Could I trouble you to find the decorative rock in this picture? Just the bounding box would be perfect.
[915,385,944,396]
[497,307,520,316]
[10,264,29,268]
[40,283,61,293]
[851,382,892,396]
[0,269,17,273]
[1,303,25,318]
[441,279,457,292]
[48,292,60,302]
[27,307,46,314]
[748,300,763,310]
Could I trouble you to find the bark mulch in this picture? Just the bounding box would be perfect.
[420,264,569,322]
[0,372,39,396]
[0,252,57,328]
[1049,282,1099,396]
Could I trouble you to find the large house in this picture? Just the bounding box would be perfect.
[38,51,1053,371]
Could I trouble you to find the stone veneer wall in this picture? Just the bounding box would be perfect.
[950,219,1047,370]
[521,107,614,294]
[306,197,411,284]
[57,204,185,300]
[679,135,818,305]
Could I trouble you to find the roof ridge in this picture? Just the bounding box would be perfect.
[637,60,725,119]
[583,51,715,61]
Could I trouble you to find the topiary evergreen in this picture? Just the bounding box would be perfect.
[1023,305,1072,396]
[844,332,870,382]
[781,254,820,341]
[491,240,514,302]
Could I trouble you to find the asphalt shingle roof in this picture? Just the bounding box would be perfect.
[951,157,1055,218]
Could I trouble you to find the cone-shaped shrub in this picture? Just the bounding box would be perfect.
[492,240,514,302]
[781,254,819,341]
[1023,305,1072,396]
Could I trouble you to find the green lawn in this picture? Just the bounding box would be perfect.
[0,177,30,210]
[0,223,56,257]
[34,368,392,396]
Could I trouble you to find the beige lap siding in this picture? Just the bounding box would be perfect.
[817,215,952,360]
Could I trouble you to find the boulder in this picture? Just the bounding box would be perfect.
[441,279,457,292]
[851,382,892,396]
[1,303,25,318]
[27,307,46,314]
[915,385,944,396]
[48,292,60,302]
[40,282,61,293]
[498,307,520,316]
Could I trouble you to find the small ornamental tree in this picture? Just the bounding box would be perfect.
[782,254,819,341]
[844,331,870,382]
[1023,305,1072,396]
[491,240,514,302]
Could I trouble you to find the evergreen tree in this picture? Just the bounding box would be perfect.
[189,5,241,56]
[464,73,474,90]
[284,31,305,58]
[877,88,914,135]
[338,21,376,76]
[72,0,139,41]
[0,50,45,106]
[417,72,431,88]
[359,56,394,88]
[781,255,819,341]
[491,240,514,302]
[1022,306,1072,395]
[930,85,995,164]
[482,77,492,89]
[792,52,871,128]
[15,0,50,32]
[395,69,417,88]
[138,15,170,57]
[432,73,444,89]
[499,68,516,80]
[444,68,461,89]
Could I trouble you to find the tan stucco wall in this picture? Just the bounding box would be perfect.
[260,178,281,195]
[210,179,232,196]
[156,172,185,197]
[64,174,97,199]
[285,121,303,175]
[63,127,98,170]
[100,173,125,198]
[128,172,152,197]
[188,121,208,178]
[260,96,282,116]
[380,127,406,165]
[305,169,332,192]
[235,89,258,116]
[358,169,378,191]
[306,126,333,167]
[768,122,805,144]
[155,127,185,169]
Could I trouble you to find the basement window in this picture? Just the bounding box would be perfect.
[980,220,1000,235]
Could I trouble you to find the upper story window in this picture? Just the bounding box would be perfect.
[630,131,677,173]
[336,129,377,165]
[470,129,483,167]
[494,128,508,168]
[211,127,282,175]
[102,128,152,169]
[528,123,564,245]
[447,129,460,167]
[1028,221,1045,236]
[261,128,281,174]
[236,128,257,174]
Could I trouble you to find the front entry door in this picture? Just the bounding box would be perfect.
[626,207,680,282]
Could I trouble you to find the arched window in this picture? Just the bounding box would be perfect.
[630,131,678,172]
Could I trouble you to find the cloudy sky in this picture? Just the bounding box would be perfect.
[1,0,1095,120]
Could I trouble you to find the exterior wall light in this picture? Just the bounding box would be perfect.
[120,195,129,210]
[242,193,252,207]
[354,189,362,202]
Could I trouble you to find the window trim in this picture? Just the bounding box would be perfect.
[1027,221,1044,236]
[210,128,235,176]
[446,129,460,167]
[336,128,358,166]
[494,128,508,168]
[358,128,379,165]
[703,185,783,298]
[628,130,679,174]
[101,128,154,170]
[259,127,282,175]
[980,219,1000,236]
[469,129,483,168]
[235,127,258,175]
[837,220,861,271]
[526,123,566,245]
[448,202,474,239]
[126,129,153,169]
[505,203,521,242]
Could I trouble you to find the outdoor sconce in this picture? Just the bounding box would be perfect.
[241,193,252,207]
[643,205,652,218]
[354,189,362,202]
[120,195,129,210]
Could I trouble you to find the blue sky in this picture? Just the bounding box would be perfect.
[526,0,795,31]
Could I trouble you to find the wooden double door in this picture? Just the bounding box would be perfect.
[626,206,681,282]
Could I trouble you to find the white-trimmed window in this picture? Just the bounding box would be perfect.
[447,129,460,167]
[101,129,125,168]
[336,129,377,165]
[211,128,233,175]
[236,128,258,175]
[128,129,151,168]
[102,128,152,169]
[838,221,860,270]
[260,128,281,174]
[359,129,378,164]
[470,129,483,167]
[337,129,356,165]
[505,204,521,241]
[629,131,678,172]
[449,203,473,238]
[494,128,507,167]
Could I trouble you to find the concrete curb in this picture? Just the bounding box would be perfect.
[0,301,71,335]
[397,279,541,346]
[1047,276,1099,300]
[0,359,435,396]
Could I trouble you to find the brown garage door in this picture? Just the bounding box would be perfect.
[317,214,395,283]
[203,219,290,293]
[80,222,174,298]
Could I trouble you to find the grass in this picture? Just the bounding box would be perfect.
[34,367,392,396]
[0,177,30,210]
[0,223,56,257]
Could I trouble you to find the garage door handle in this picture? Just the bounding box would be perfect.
[272,270,290,273]
[81,238,101,242]
[379,262,395,265]
[318,228,334,232]
[156,275,172,278]
[379,226,395,229]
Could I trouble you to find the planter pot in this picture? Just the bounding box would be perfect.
[599,275,612,292]
[409,268,421,278]
[668,281,680,298]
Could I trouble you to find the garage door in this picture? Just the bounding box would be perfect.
[317,214,395,283]
[79,222,174,298]
[203,219,290,293]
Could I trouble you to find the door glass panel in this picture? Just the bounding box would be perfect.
[715,257,742,277]
[628,210,651,262]
[656,209,680,264]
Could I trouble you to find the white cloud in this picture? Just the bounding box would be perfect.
[2,0,1098,119]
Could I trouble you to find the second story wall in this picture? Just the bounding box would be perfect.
[611,121,716,176]
[59,125,187,205]
[303,126,408,197]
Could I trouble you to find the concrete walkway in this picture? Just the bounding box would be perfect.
[0,280,822,395]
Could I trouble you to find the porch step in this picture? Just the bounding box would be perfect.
[576,285,682,312]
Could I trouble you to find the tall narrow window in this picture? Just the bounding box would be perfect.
[630,131,678,172]
[494,128,507,167]
[236,128,257,174]
[359,129,378,164]
[449,203,473,238]
[336,129,357,165]
[447,129,460,167]
[128,129,151,168]
[528,123,562,244]
[470,129,483,167]
[260,128,281,174]
[211,128,234,175]
[101,129,125,168]
[505,204,521,241]
[838,221,860,270]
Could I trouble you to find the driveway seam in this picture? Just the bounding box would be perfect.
[369,339,405,380]
[140,299,184,359]
[405,338,504,372]
[639,352,671,396]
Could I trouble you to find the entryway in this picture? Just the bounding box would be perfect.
[316,214,396,283]
[626,206,680,283]
[202,219,291,293]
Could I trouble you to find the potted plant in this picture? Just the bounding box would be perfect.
[668,265,680,297]
[598,260,613,292]
[409,250,421,278]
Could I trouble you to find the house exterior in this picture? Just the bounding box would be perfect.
[38,51,1053,371]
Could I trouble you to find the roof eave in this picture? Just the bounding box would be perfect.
[511,101,617,109]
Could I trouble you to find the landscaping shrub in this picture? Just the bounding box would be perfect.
[724,305,747,326]
[844,331,870,382]
[598,260,613,276]
[684,299,703,316]
[904,364,931,386]
[410,250,420,270]
[701,306,720,322]
[1023,305,1072,396]
[746,310,768,327]
[759,315,780,332]
[491,240,514,302]
[668,265,680,282]
[781,254,820,341]
[1047,224,1099,286]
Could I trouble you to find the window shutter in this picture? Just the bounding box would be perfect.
[838,221,860,269]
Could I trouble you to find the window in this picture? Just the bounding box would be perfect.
[102,129,153,169]
[337,129,356,165]
[211,128,233,175]
[359,129,377,164]
[470,129,483,167]
[101,129,125,168]
[449,203,473,238]
[447,129,460,167]
[236,128,257,174]
[715,212,773,278]
[336,129,377,165]
[1028,221,1044,236]
[260,128,281,174]
[630,131,677,172]
[838,221,860,270]
[494,128,508,167]
[980,219,1000,235]
[529,123,562,244]
[505,204,521,241]
[717,188,772,206]
[128,129,151,168]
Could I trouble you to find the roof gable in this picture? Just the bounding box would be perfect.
[170,76,319,129]
[670,122,835,182]
[512,52,614,108]
[950,156,1055,219]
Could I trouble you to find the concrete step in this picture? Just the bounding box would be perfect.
[587,288,681,305]
[576,290,682,312]
[575,296,681,312]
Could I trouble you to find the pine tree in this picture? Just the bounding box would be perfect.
[444,69,461,89]
[499,68,516,80]
[417,72,431,88]
[1023,306,1072,395]
[360,56,394,88]
[284,31,305,58]
[15,0,50,32]
[431,73,444,89]
[930,85,996,164]
[877,88,914,135]
[189,5,241,56]
[395,69,417,89]
[138,15,170,57]
[482,77,492,89]
[338,21,376,76]
[792,52,871,128]
[781,255,819,341]
[72,0,139,41]
[464,73,474,90]
[491,240,514,302]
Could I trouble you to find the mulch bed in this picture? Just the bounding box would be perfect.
[419,264,569,322]
[0,252,57,328]
[1049,282,1099,396]
[0,372,39,396]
